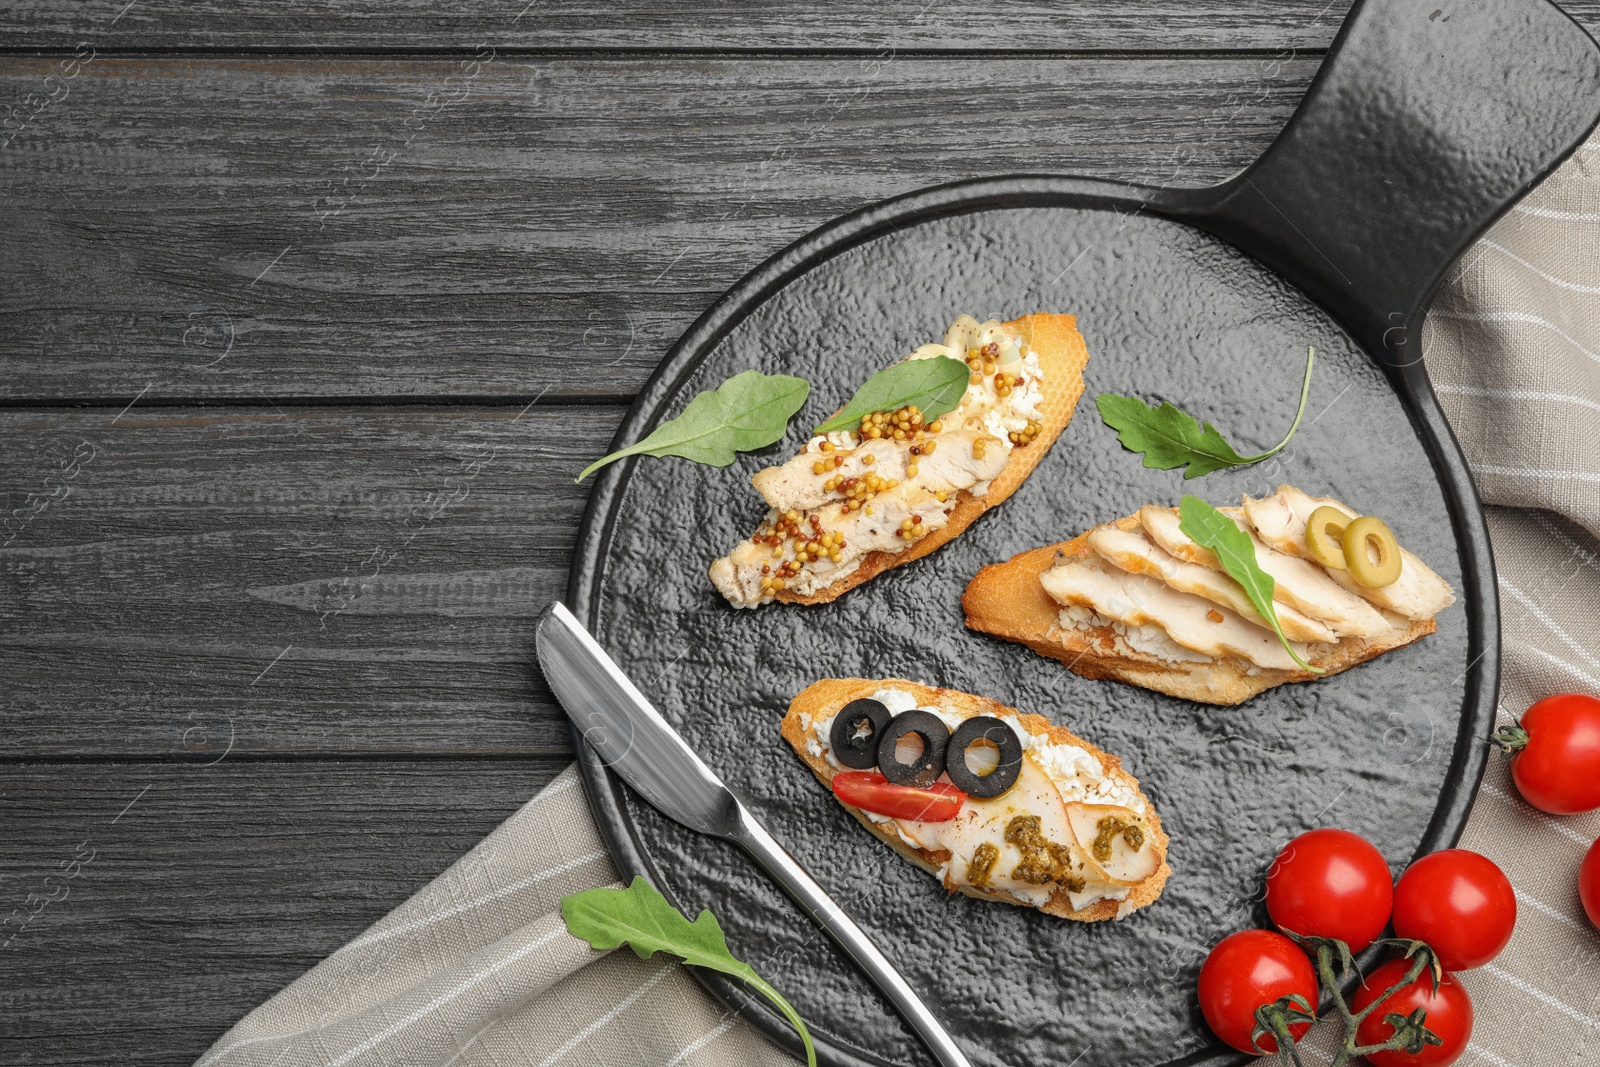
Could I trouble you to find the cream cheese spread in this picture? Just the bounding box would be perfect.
[711,316,1046,607]
[811,687,1154,911]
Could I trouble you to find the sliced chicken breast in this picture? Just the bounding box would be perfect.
[1041,554,1307,671]
[1086,524,1339,644]
[1242,487,1456,621]
[1138,506,1394,639]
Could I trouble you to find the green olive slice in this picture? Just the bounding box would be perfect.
[1343,515,1402,587]
[1304,505,1350,570]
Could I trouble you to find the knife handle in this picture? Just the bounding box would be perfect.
[731,807,974,1067]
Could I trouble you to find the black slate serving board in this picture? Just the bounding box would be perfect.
[571,205,1469,1067]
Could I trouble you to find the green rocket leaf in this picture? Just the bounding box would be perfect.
[1097,347,1316,478]
[562,877,818,1067]
[577,370,810,482]
[815,356,971,435]
[1178,495,1324,674]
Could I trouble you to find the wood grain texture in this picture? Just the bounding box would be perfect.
[0,405,623,758]
[0,1,1360,53]
[7,1,1598,53]
[0,54,1313,401]
[0,758,569,1066]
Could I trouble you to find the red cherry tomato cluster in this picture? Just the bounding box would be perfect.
[1199,829,1514,1067]
[1495,693,1600,934]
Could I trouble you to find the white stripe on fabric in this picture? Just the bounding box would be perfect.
[1480,783,1593,848]
[1471,463,1600,487]
[1430,310,1600,366]
[325,925,570,1067]
[1434,383,1600,416]
[535,964,674,1067]
[1482,963,1600,1028]
[345,849,608,952]
[1465,1041,1521,1067]
[536,774,582,803]
[662,1018,739,1067]
[1513,885,1591,933]
[1532,512,1600,569]
[438,1016,502,1067]
[1513,203,1600,221]
[1525,646,1600,694]
[1498,578,1600,674]
[196,924,571,1067]
[1476,239,1600,294]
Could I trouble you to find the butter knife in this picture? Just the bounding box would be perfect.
[535,601,973,1067]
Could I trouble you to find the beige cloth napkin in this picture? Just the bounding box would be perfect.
[197,132,1600,1067]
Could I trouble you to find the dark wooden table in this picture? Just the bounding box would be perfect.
[4,3,1596,1062]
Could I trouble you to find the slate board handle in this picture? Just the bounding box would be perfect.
[1161,0,1600,367]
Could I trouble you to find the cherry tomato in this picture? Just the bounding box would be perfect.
[1197,929,1317,1056]
[1496,693,1600,815]
[1392,849,1515,970]
[831,771,964,821]
[1265,828,1393,951]
[1580,838,1600,930]
[1351,958,1473,1067]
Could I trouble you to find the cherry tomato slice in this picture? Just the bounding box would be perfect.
[1580,838,1600,931]
[1265,828,1394,952]
[1499,693,1600,815]
[1351,958,1473,1067]
[1197,929,1316,1056]
[1392,849,1515,971]
[831,771,965,821]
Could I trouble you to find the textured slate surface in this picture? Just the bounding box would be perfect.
[578,206,1471,1067]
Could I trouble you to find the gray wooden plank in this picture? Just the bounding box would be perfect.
[9,1,1600,54]
[9,1,1594,54]
[0,0,1359,53]
[0,404,629,758]
[0,53,1314,402]
[0,757,570,1067]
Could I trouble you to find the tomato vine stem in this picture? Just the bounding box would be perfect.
[1270,934,1444,1067]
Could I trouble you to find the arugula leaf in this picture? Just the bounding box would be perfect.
[1177,495,1324,674]
[815,356,970,435]
[562,877,818,1067]
[577,370,810,483]
[1097,346,1316,478]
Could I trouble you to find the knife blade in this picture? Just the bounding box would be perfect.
[535,601,973,1067]
[535,600,738,839]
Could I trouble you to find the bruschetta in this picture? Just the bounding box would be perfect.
[782,678,1170,922]
[963,486,1456,706]
[710,314,1090,607]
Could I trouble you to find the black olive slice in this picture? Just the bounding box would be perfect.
[828,698,893,770]
[945,716,1024,799]
[876,709,950,788]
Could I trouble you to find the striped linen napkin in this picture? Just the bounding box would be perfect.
[196,131,1600,1067]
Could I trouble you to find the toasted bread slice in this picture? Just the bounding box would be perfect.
[782,677,1171,922]
[700,313,1088,604]
[963,512,1440,707]
[754,314,1088,605]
